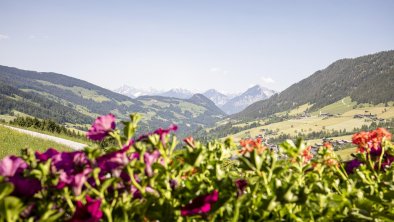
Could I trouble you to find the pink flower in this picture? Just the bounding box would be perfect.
[143,150,161,177]
[138,124,178,145]
[51,151,91,195]
[154,124,178,144]
[0,156,27,177]
[0,156,41,198]
[87,114,116,141]
[183,136,195,148]
[181,190,219,216]
[70,195,103,222]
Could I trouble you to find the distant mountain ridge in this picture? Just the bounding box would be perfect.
[114,85,195,99]
[188,94,226,116]
[221,85,276,115]
[233,50,394,120]
[114,85,163,98]
[159,88,194,99]
[202,89,234,107]
[115,85,276,115]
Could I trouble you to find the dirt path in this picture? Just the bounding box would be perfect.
[1,125,87,150]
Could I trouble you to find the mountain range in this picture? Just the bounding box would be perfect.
[114,85,276,114]
[220,85,276,115]
[0,65,226,137]
[1,50,393,140]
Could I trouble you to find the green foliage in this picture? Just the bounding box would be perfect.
[1,114,394,221]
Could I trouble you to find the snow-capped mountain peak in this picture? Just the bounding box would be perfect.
[221,85,276,114]
[158,88,195,99]
[113,85,163,98]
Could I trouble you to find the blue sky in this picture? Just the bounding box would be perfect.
[0,0,393,93]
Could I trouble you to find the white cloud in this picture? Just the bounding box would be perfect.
[0,34,9,40]
[209,67,220,72]
[28,34,49,39]
[261,77,275,84]
[209,67,229,76]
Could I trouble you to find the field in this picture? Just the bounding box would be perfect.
[4,124,93,145]
[228,98,394,141]
[335,147,357,161]
[0,125,73,158]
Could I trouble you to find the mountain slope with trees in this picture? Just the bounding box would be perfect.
[233,50,394,120]
[0,65,226,136]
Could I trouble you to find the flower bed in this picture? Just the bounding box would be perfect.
[0,113,394,221]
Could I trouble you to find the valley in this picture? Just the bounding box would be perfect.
[1,50,394,155]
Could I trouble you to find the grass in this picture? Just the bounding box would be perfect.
[311,97,357,115]
[335,147,357,161]
[2,124,93,146]
[0,114,16,122]
[288,103,313,116]
[36,80,110,103]
[0,125,73,159]
[178,101,206,116]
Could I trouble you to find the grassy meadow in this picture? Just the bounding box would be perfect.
[0,125,73,158]
[228,98,394,141]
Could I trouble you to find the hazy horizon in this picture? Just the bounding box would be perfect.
[1,0,393,93]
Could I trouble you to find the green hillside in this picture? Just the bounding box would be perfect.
[195,51,394,142]
[195,97,394,141]
[0,125,72,158]
[230,99,394,141]
[0,65,226,136]
[234,50,394,120]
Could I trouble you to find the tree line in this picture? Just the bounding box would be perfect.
[9,116,88,141]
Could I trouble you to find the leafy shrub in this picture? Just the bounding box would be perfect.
[0,113,394,221]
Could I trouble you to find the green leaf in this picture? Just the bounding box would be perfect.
[0,182,14,200]
[0,196,24,222]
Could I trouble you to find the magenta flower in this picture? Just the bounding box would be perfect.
[144,150,161,177]
[9,175,42,198]
[131,186,142,199]
[235,179,248,197]
[96,146,130,177]
[181,190,219,216]
[35,148,59,162]
[87,114,116,141]
[0,156,41,198]
[345,159,362,174]
[0,156,27,177]
[130,151,140,160]
[381,155,394,170]
[154,124,178,144]
[51,151,91,195]
[138,124,178,145]
[70,195,103,222]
